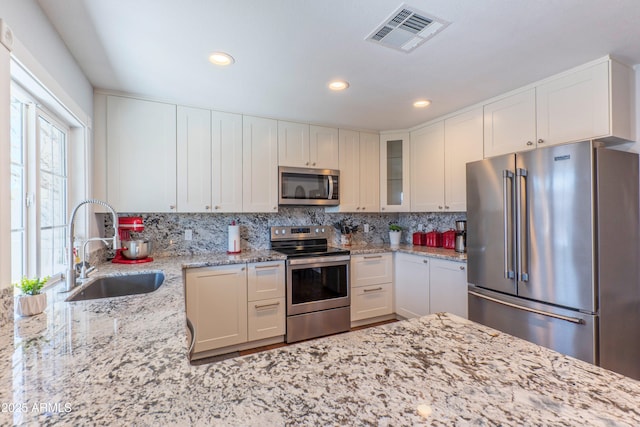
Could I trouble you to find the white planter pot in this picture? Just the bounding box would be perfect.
[15,293,47,317]
[389,230,402,247]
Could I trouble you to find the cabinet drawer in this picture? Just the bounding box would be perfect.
[247,261,285,301]
[351,253,393,287]
[351,282,393,322]
[248,297,286,341]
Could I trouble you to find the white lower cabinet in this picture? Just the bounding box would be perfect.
[394,252,430,319]
[247,261,286,341]
[350,254,394,324]
[185,264,248,353]
[394,253,468,319]
[186,261,285,358]
[429,259,468,319]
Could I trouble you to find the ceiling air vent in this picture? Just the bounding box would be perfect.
[366,5,449,53]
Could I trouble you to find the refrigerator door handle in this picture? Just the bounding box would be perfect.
[516,168,529,282]
[503,170,515,279]
[468,290,585,324]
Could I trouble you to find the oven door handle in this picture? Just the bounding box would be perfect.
[287,254,351,266]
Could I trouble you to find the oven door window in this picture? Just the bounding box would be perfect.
[290,263,348,304]
[282,172,329,200]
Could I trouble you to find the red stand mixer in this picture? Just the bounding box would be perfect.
[112,216,154,264]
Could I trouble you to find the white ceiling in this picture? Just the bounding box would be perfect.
[37,0,640,132]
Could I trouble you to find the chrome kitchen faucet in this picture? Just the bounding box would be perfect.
[65,199,119,292]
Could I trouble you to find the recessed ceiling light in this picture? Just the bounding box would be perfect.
[413,99,431,108]
[209,52,235,66]
[328,80,349,91]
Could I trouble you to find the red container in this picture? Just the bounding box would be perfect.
[425,231,443,247]
[412,232,426,246]
[442,229,456,249]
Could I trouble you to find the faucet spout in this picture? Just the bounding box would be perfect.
[65,199,119,292]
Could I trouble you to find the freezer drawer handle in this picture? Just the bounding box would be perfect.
[468,290,585,325]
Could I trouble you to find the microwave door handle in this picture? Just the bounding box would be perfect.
[327,176,334,200]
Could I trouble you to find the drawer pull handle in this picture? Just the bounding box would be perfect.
[363,287,383,293]
[363,255,382,260]
[254,301,281,310]
[255,264,281,269]
[423,259,428,264]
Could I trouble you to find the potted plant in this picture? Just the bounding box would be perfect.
[389,224,402,247]
[14,276,49,317]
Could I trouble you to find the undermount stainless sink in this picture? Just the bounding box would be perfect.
[66,272,165,302]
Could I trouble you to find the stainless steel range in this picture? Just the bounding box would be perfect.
[270,226,350,343]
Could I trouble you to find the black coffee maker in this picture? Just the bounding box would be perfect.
[455,220,466,253]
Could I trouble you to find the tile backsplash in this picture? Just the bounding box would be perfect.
[98,208,465,258]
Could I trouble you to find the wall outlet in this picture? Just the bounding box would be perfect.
[185,229,193,241]
[418,224,424,231]
[363,224,370,233]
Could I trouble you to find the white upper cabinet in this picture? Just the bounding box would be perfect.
[409,108,483,213]
[380,133,410,212]
[278,121,339,169]
[410,122,444,212]
[212,111,243,212]
[536,59,632,146]
[278,121,309,167]
[484,58,633,158]
[327,130,379,213]
[359,132,380,212]
[444,107,484,212]
[309,125,339,170]
[106,95,177,212]
[177,106,212,213]
[484,89,537,158]
[243,115,279,213]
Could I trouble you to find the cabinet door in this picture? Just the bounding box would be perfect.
[335,129,360,212]
[310,125,339,169]
[430,259,468,319]
[177,106,211,212]
[536,61,609,146]
[106,96,177,212]
[484,89,537,158]
[243,116,278,212]
[380,133,410,212]
[351,282,393,322]
[212,111,243,212]
[359,132,380,212]
[185,265,247,352]
[278,120,309,167]
[394,253,430,319]
[248,297,286,341]
[444,108,484,212]
[410,122,444,212]
[351,253,392,287]
[247,261,285,301]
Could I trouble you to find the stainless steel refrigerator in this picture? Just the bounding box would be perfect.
[466,140,640,380]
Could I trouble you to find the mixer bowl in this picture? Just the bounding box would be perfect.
[121,239,152,260]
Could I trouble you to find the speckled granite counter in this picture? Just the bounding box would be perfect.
[2,252,639,426]
[345,243,467,262]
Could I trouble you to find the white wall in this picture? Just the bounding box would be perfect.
[0,1,94,289]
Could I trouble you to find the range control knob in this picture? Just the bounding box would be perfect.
[315,228,320,233]
[281,229,286,235]
[321,228,325,233]
[274,229,279,235]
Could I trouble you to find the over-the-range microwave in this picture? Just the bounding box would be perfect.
[279,166,339,206]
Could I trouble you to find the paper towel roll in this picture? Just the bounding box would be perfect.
[228,224,241,254]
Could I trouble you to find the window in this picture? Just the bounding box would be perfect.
[10,87,69,285]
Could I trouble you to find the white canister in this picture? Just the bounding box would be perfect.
[228,222,241,254]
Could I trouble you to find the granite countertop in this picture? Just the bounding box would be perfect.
[2,251,639,426]
[345,243,467,261]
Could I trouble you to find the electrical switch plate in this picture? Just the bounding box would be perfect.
[418,224,424,231]
[185,229,193,241]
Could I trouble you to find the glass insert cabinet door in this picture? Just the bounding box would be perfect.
[379,133,410,212]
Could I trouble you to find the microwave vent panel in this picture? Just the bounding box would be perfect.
[367,5,449,53]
